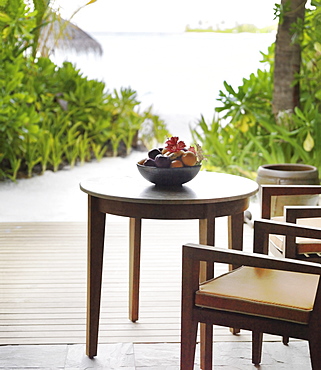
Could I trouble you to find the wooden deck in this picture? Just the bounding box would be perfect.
[0,218,279,346]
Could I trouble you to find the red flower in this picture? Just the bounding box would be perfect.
[165,136,186,153]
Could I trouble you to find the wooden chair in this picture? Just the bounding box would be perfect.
[261,185,321,262]
[180,219,321,369]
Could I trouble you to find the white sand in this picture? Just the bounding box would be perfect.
[0,150,145,222]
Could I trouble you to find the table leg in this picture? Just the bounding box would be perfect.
[228,212,244,335]
[199,218,215,246]
[86,196,106,358]
[199,218,215,282]
[199,218,215,369]
[228,213,244,264]
[129,217,141,322]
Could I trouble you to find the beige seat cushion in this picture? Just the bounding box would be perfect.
[195,266,319,324]
[271,217,321,256]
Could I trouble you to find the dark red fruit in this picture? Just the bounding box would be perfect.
[154,154,171,168]
[143,158,156,167]
[148,148,162,159]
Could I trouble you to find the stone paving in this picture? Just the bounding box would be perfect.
[0,341,311,369]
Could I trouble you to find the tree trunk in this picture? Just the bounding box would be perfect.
[272,0,307,116]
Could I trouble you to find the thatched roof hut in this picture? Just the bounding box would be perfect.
[38,14,103,57]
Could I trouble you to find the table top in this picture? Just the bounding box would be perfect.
[80,171,259,205]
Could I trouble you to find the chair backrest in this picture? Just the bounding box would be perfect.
[260,185,321,261]
[261,185,321,219]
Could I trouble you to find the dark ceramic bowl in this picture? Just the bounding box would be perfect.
[136,163,201,186]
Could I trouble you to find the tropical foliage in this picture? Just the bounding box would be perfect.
[0,0,169,180]
[192,1,321,179]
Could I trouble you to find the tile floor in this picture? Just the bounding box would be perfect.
[0,340,311,369]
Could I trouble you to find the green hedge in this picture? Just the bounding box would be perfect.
[0,56,168,181]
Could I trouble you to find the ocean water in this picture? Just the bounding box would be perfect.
[52,32,276,141]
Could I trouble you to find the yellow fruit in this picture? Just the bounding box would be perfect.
[181,151,197,166]
[170,159,184,168]
[138,158,147,165]
[168,150,184,160]
[162,148,170,155]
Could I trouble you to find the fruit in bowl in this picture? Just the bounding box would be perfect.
[137,136,205,186]
[138,136,204,169]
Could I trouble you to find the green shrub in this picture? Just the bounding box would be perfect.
[0,57,169,180]
[0,2,169,181]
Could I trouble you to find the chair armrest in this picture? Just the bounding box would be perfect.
[285,206,321,223]
[182,219,321,293]
[182,242,321,276]
[261,185,321,219]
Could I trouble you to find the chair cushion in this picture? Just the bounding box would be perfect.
[195,266,319,324]
[271,217,321,256]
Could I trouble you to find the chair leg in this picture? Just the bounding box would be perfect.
[309,336,321,370]
[200,323,213,370]
[180,320,198,370]
[252,331,263,366]
[282,336,289,345]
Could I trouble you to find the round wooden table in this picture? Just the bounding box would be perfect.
[80,171,258,358]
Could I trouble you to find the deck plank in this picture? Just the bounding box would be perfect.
[0,219,276,345]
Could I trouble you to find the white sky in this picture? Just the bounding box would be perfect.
[53,0,279,33]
